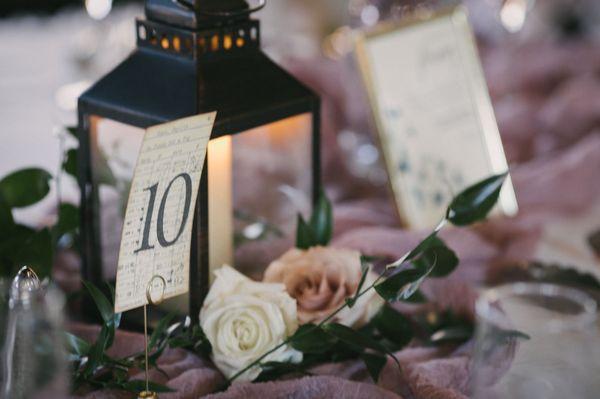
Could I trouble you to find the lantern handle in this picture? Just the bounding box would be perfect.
[172,0,266,18]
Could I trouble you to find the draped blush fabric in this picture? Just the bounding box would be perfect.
[64,35,600,399]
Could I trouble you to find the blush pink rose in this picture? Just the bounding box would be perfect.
[263,246,383,327]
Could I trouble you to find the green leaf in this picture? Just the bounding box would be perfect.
[54,203,79,242]
[322,323,387,354]
[256,361,311,381]
[0,224,35,277]
[102,283,121,337]
[82,280,114,324]
[295,191,334,249]
[360,353,387,382]
[84,324,111,377]
[309,191,333,246]
[346,263,369,308]
[167,336,189,348]
[418,238,458,278]
[400,249,441,300]
[191,326,212,356]
[167,321,212,357]
[0,168,52,208]
[373,306,413,349]
[149,312,176,349]
[405,232,439,262]
[111,365,131,384]
[119,380,175,393]
[95,282,120,349]
[0,193,15,239]
[520,262,600,290]
[65,332,91,357]
[430,325,473,344]
[105,282,116,304]
[361,255,383,263]
[0,225,34,256]
[374,268,423,302]
[401,275,428,301]
[111,312,122,334]
[400,289,427,303]
[12,228,53,278]
[446,172,508,226]
[295,214,316,250]
[290,324,336,354]
[386,231,443,270]
[63,149,78,178]
[148,341,169,365]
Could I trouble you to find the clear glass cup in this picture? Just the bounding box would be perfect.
[0,279,68,399]
[470,282,600,399]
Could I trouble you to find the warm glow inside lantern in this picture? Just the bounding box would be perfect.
[77,0,320,323]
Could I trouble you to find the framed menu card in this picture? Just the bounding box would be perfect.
[355,6,518,228]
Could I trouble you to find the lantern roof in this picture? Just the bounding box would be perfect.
[145,0,252,30]
[78,1,318,138]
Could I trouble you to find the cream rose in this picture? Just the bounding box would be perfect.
[263,246,383,327]
[200,265,302,382]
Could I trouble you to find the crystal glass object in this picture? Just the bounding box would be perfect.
[0,271,68,399]
[470,282,600,399]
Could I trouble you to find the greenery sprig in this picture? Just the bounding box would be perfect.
[0,168,78,279]
[65,282,210,394]
[226,172,510,384]
[296,191,333,249]
[0,127,81,279]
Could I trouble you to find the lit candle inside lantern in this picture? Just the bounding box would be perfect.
[158,135,233,313]
[207,135,234,282]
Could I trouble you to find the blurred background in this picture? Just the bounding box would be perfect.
[2,0,599,206]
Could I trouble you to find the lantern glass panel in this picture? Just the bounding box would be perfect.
[90,116,144,281]
[231,113,313,280]
[88,113,313,285]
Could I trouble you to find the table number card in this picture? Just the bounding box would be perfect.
[355,6,518,229]
[114,112,216,313]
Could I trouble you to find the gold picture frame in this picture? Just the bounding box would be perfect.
[355,5,518,228]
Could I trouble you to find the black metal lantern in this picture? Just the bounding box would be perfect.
[77,0,320,323]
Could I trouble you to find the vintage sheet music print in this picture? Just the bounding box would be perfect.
[115,112,216,313]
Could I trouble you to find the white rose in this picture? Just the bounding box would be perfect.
[200,265,302,382]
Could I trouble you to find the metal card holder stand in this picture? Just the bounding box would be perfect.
[138,275,166,399]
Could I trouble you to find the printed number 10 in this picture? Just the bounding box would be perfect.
[134,173,192,253]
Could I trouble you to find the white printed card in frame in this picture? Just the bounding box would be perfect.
[114,112,215,313]
[355,6,518,229]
